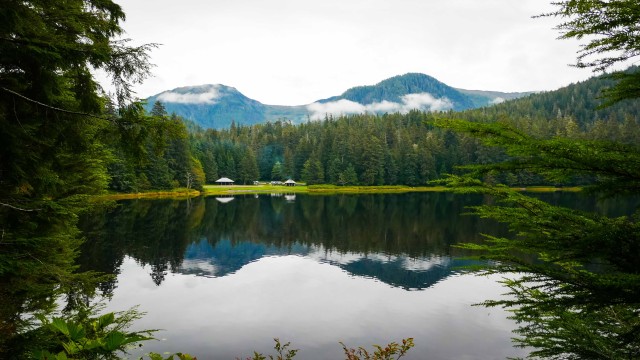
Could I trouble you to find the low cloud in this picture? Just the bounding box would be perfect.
[306,99,366,119]
[367,100,402,113]
[158,87,221,104]
[401,93,452,111]
[307,92,453,120]
[490,97,506,105]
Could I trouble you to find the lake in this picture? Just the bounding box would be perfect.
[77,192,636,359]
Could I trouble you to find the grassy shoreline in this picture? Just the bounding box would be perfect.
[92,188,202,201]
[201,184,456,195]
[93,184,582,200]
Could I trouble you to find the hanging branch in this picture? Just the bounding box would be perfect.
[1,86,112,121]
[0,201,41,212]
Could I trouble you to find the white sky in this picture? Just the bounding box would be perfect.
[110,0,599,106]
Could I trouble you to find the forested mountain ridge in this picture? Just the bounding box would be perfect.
[144,73,528,129]
[319,73,477,110]
[111,67,640,194]
[458,67,640,130]
[455,88,534,108]
[174,67,639,189]
[145,84,293,129]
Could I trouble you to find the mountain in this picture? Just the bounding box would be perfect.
[145,84,304,129]
[458,68,640,128]
[177,238,479,290]
[455,88,534,107]
[319,73,475,110]
[144,73,530,129]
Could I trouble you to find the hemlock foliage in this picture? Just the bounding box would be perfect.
[431,120,640,359]
[431,1,640,358]
[540,0,640,105]
[0,0,181,357]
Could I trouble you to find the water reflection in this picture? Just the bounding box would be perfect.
[177,238,478,290]
[79,192,639,292]
[79,193,497,290]
[76,192,638,359]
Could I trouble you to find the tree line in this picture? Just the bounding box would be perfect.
[132,71,640,190]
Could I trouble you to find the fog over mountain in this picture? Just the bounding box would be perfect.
[145,73,532,129]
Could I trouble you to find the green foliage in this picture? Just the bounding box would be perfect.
[244,339,298,360]
[237,147,260,185]
[541,1,640,103]
[301,158,325,185]
[432,115,640,357]
[243,338,413,360]
[32,307,155,360]
[0,1,184,358]
[339,164,359,185]
[0,0,158,203]
[340,338,414,360]
[271,161,284,181]
[603,69,640,107]
[431,5,640,353]
[451,68,640,133]
[106,105,201,192]
[188,112,458,186]
[430,118,640,195]
[432,120,640,357]
[543,1,640,71]
[147,352,196,360]
[495,281,640,359]
[184,71,640,188]
[323,73,474,110]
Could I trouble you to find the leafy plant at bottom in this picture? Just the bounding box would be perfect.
[146,352,197,360]
[340,338,414,360]
[242,338,414,360]
[241,338,298,360]
[32,308,156,360]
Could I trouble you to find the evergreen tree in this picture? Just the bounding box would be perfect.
[301,158,325,185]
[541,0,640,104]
[0,0,163,356]
[150,101,168,118]
[271,161,284,181]
[238,147,259,185]
[339,164,358,186]
[431,2,640,357]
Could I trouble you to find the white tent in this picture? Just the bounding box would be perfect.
[215,177,234,185]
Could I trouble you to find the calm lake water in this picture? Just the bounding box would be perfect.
[77,192,637,359]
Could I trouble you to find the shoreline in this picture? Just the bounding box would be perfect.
[93,185,582,200]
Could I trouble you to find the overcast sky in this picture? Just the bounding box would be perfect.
[109,0,599,106]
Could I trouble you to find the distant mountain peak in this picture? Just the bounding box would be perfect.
[314,72,474,114]
[145,73,530,129]
[155,84,245,105]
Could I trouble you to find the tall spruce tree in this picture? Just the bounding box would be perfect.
[432,1,640,358]
[541,0,640,105]
[0,1,165,356]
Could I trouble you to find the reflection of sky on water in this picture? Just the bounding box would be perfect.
[110,255,526,360]
[177,239,478,290]
[80,193,640,360]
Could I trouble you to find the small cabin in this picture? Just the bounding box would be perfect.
[215,177,234,186]
[284,179,296,187]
